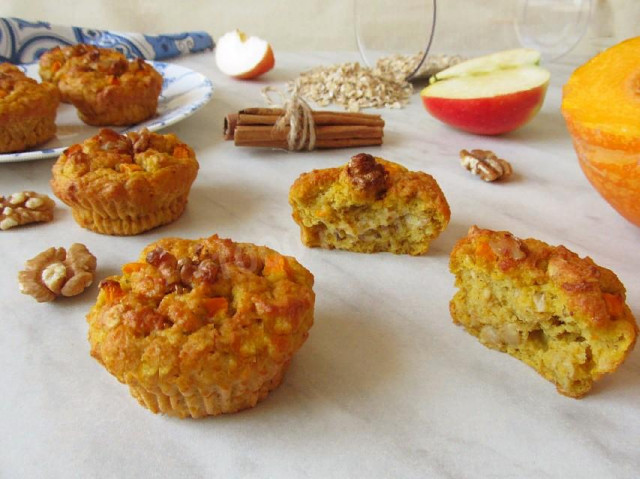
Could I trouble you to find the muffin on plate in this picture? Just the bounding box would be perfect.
[50,128,198,235]
[87,235,316,418]
[0,63,59,153]
[449,226,637,398]
[289,153,450,255]
[39,43,162,125]
[38,44,126,100]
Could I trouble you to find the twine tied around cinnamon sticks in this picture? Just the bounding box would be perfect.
[261,85,317,151]
[224,89,384,151]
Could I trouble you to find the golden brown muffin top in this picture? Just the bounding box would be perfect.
[40,43,161,94]
[87,235,315,383]
[0,63,59,113]
[53,128,197,179]
[290,153,451,218]
[39,44,127,83]
[450,226,638,329]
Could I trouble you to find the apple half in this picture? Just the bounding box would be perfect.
[215,30,275,80]
[420,49,550,135]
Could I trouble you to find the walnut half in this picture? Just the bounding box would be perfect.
[346,153,389,199]
[18,243,97,302]
[459,149,512,182]
[1,191,55,230]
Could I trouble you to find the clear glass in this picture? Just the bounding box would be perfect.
[354,0,437,80]
[514,0,593,60]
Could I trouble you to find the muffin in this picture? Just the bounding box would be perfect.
[39,43,162,125]
[289,153,450,255]
[0,63,59,153]
[51,128,198,235]
[449,226,637,398]
[38,44,126,101]
[87,235,315,418]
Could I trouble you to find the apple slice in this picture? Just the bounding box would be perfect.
[215,30,275,79]
[421,61,550,135]
[432,48,541,82]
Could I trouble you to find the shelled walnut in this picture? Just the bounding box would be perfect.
[0,191,55,230]
[459,149,512,182]
[346,153,389,199]
[18,243,97,302]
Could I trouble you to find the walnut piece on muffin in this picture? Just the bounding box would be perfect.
[289,153,450,255]
[50,128,199,236]
[0,63,59,153]
[39,43,162,125]
[86,235,315,418]
[449,226,638,398]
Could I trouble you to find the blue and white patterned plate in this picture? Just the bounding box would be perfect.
[0,61,214,163]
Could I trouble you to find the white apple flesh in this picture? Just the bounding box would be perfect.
[432,48,541,81]
[215,30,275,79]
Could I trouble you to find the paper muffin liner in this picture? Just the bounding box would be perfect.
[70,193,188,235]
[127,362,289,418]
[76,97,160,127]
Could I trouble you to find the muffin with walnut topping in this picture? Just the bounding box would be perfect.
[289,153,450,255]
[39,44,126,98]
[87,235,315,418]
[50,128,198,235]
[39,43,162,125]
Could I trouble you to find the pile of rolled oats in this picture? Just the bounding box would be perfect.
[289,53,464,112]
[290,62,413,112]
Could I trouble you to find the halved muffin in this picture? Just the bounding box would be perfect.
[449,226,637,398]
[289,153,450,255]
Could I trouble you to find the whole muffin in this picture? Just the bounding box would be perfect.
[51,128,198,235]
[87,235,315,418]
[449,226,637,398]
[289,153,450,255]
[39,43,162,125]
[0,63,60,153]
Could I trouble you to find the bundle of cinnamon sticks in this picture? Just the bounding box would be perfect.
[224,108,384,150]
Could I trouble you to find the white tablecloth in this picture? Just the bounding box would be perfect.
[1,51,638,478]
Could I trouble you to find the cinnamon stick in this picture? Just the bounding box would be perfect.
[234,125,383,143]
[237,138,383,149]
[224,113,238,141]
[224,107,385,150]
[238,108,385,127]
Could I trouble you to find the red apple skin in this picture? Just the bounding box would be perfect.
[232,45,275,80]
[421,82,548,135]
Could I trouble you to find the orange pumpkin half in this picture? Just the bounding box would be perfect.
[562,37,640,227]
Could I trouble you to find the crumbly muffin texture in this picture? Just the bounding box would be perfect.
[50,128,198,235]
[39,44,162,125]
[87,235,315,418]
[289,153,450,255]
[0,63,59,153]
[39,44,126,92]
[449,226,637,398]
